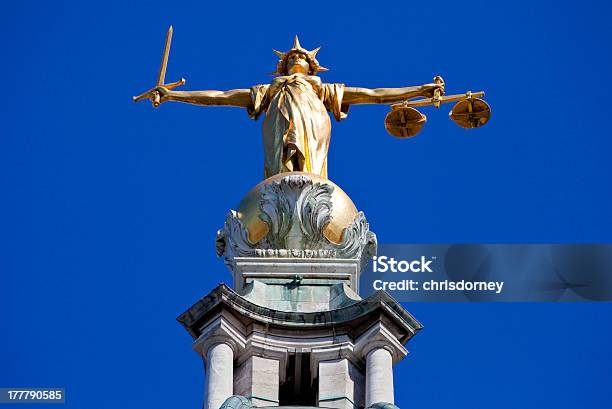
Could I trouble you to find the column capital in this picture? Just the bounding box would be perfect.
[355,322,407,364]
[193,313,246,360]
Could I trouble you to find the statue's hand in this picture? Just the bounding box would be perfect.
[133,81,187,106]
[419,82,445,98]
[149,86,170,107]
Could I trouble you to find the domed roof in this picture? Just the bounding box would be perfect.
[235,172,358,245]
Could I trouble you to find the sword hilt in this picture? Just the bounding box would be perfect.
[132,77,186,108]
[152,92,161,107]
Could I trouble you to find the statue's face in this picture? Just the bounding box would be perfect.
[286,53,310,75]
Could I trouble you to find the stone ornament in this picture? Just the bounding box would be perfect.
[216,174,376,267]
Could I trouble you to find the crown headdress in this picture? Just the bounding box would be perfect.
[271,35,330,76]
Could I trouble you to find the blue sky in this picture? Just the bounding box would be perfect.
[1,0,612,408]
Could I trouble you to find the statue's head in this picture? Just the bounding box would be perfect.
[272,35,329,76]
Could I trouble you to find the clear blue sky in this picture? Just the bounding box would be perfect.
[1,0,612,408]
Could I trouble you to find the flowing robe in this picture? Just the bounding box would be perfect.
[248,75,348,178]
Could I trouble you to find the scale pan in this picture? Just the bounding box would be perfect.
[449,98,491,129]
[384,107,427,138]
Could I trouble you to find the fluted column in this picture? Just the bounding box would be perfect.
[204,342,234,409]
[365,347,394,406]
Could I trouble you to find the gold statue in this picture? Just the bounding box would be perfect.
[134,28,490,178]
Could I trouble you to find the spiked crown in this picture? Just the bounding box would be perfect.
[272,35,329,76]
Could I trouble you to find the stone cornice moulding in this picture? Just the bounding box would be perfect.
[178,284,423,341]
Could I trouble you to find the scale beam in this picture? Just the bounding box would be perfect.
[394,91,486,108]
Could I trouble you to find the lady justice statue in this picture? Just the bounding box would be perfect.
[136,38,492,402]
[134,31,446,178]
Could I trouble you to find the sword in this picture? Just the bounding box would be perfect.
[133,26,186,108]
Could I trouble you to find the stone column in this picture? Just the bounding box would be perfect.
[365,348,394,406]
[204,343,234,409]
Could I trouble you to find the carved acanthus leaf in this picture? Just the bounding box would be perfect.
[259,181,294,248]
[335,211,372,259]
[296,182,334,247]
[216,210,256,262]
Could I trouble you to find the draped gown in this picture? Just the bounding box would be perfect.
[248,74,348,178]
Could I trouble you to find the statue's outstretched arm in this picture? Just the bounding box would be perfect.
[158,87,252,108]
[343,82,443,105]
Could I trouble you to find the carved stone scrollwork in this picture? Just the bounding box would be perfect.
[216,174,377,266]
[296,179,334,248]
[215,210,254,263]
[337,211,378,261]
[259,180,294,248]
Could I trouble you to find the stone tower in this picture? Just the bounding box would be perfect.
[177,172,422,409]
